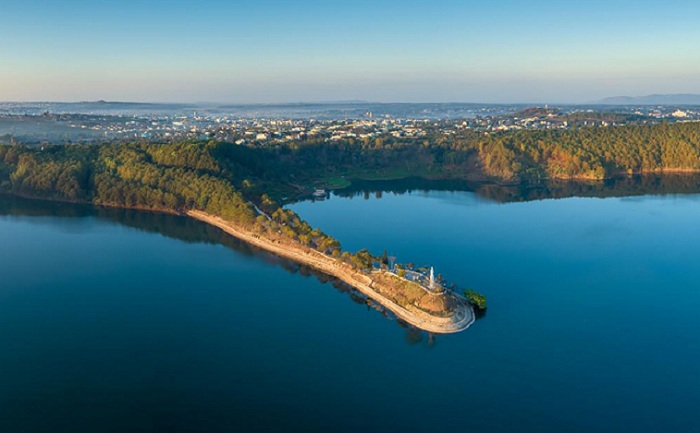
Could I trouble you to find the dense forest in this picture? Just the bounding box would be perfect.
[225,121,700,185]
[0,142,255,224]
[471,122,700,181]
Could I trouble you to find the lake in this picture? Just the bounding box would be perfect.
[1,184,699,433]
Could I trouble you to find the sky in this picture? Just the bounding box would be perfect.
[0,0,699,104]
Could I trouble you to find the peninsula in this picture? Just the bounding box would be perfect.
[0,141,480,333]
[188,211,474,333]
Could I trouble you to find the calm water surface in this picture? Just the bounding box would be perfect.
[1,189,699,432]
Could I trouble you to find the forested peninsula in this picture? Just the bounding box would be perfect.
[0,139,480,332]
[3,121,700,330]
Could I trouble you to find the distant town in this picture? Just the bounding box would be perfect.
[1,101,699,146]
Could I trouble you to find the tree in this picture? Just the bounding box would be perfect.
[352,249,374,271]
[464,289,487,310]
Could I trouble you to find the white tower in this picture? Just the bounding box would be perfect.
[429,267,435,289]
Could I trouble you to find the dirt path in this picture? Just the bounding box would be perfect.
[187,211,474,333]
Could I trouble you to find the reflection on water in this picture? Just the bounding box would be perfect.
[4,173,696,337]
[0,194,431,338]
[3,176,700,433]
[328,173,700,203]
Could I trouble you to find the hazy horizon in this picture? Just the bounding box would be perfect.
[2,0,699,103]
[2,94,700,106]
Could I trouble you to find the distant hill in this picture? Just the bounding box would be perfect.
[599,94,700,105]
[512,107,560,118]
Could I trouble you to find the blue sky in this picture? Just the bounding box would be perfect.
[0,0,699,103]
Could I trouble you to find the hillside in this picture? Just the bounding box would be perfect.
[599,94,700,105]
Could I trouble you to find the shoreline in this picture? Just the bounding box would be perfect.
[187,210,475,334]
[0,191,475,333]
[291,169,700,204]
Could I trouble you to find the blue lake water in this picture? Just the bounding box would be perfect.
[1,189,699,432]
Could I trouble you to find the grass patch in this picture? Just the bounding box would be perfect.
[315,176,352,189]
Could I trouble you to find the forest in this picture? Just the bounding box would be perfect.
[470,122,700,181]
[164,121,700,191]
